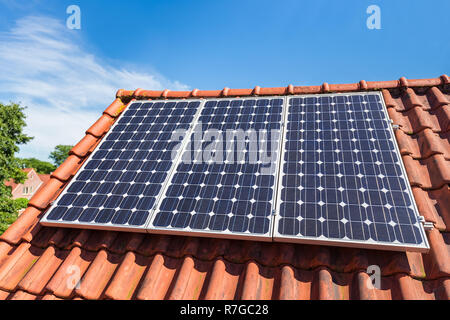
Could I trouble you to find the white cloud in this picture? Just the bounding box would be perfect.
[0,15,189,160]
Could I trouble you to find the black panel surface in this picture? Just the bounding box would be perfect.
[149,98,283,238]
[275,93,426,249]
[42,100,201,229]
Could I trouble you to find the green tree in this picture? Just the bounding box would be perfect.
[0,198,28,234]
[19,157,56,174]
[49,145,73,167]
[0,102,33,234]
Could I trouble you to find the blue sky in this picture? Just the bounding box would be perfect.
[0,0,448,161]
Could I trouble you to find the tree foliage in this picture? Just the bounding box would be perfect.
[49,145,73,167]
[0,198,28,235]
[0,102,33,234]
[19,157,56,174]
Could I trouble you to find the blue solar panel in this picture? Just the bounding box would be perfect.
[40,93,429,252]
[274,93,429,251]
[148,98,284,240]
[41,100,202,231]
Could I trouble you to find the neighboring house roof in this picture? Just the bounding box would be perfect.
[37,174,51,185]
[4,168,49,194]
[0,75,449,300]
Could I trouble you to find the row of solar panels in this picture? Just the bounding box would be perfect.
[41,93,429,252]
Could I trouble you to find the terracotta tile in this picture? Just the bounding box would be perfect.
[135,254,180,300]
[116,89,134,99]
[166,91,193,99]
[70,134,99,158]
[328,83,360,92]
[435,104,450,132]
[86,114,115,138]
[421,229,450,278]
[109,233,145,254]
[278,266,313,300]
[227,88,254,97]
[75,250,121,300]
[412,186,449,231]
[0,243,43,291]
[27,226,57,248]
[0,207,42,245]
[9,290,40,300]
[259,86,289,96]
[427,87,450,109]
[402,154,450,189]
[204,259,243,300]
[395,274,449,300]
[402,88,426,110]
[396,129,450,160]
[315,268,352,300]
[0,242,13,268]
[1,78,449,301]
[103,98,125,118]
[69,230,92,249]
[48,228,85,249]
[293,85,322,94]
[354,271,392,300]
[196,90,222,98]
[28,178,65,210]
[17,246,67,295]
[240,261,278,300]
[45,247,96,298]
[41,294,63,300]
[104,251,150,300]
[51,155,83,182]
[167,256,212,300]
[84,231,118,252]
[0,289,11,300]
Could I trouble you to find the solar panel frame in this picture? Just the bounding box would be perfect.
[145,96,289,242]
[272,92,430,253]
[40,98,207,233]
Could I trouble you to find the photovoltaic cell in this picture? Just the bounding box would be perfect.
[41,100,202,231]
[40,92,429,252]
[274,93,428,251]
[148,98,284,240]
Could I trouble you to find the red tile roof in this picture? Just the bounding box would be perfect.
[4,169,50,193]
[0,76,449,300]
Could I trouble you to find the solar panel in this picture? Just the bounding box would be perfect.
[148,98,285,240]
[273,93,429,252]
[41,100,203,232]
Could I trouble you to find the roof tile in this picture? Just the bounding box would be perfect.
[28,178,65,210]
[86,114,115,138]
[16,246,66,295]
[104,251,150,300]
[70,134,101,158]
[402,154,450,189]
[0,243,43,292]
[51,155,84,182]
[1,76,449,300]
[135,254,180,300]
[396,129,450,160]
[102,98,125,118]
[75,250,120,300]
[45,247,95,298]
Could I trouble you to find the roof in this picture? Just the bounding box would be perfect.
[0,75,449,300]
[4,169,51,193]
